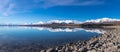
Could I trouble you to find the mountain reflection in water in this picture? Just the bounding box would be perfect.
[30,27,106,34]
[0,26,106,51]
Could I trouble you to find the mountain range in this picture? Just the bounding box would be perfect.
[1,18,120,28]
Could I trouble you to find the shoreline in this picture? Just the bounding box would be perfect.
[43,27,120,52]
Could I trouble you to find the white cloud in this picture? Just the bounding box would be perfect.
[34,0,104,8]
[0,0,15,16]
[2,4,15,16]
[0,0,105,16]
[0,0,9,10]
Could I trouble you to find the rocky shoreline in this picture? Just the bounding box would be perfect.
[42,28,120,52]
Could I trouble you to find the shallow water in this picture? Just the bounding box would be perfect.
[0,26,102,50]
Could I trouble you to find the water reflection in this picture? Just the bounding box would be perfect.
[0,26,108,51]
[29,27,106,34]
[0,26,106,34]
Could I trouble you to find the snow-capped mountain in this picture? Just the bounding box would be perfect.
[33,18,120,25]
[34,21,44,24]
[47,20,82,24]
[85,18,120,23]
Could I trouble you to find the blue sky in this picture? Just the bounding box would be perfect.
[0,0,120,24]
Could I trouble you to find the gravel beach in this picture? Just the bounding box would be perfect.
[42,27,120,52]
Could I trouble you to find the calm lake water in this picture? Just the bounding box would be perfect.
[0,26,103,50]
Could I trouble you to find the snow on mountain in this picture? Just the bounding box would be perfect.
[47,20,82,24]
[33,21,44,24]
[34,27,105,33]
[34,18,120,24]
[85,18,120,23]
[85,29,106,34]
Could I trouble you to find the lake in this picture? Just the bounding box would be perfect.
[0,26,104,51]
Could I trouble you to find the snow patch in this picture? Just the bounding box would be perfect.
[85,18,120,23]
[34,21,44,24]
[47,20,82,24]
